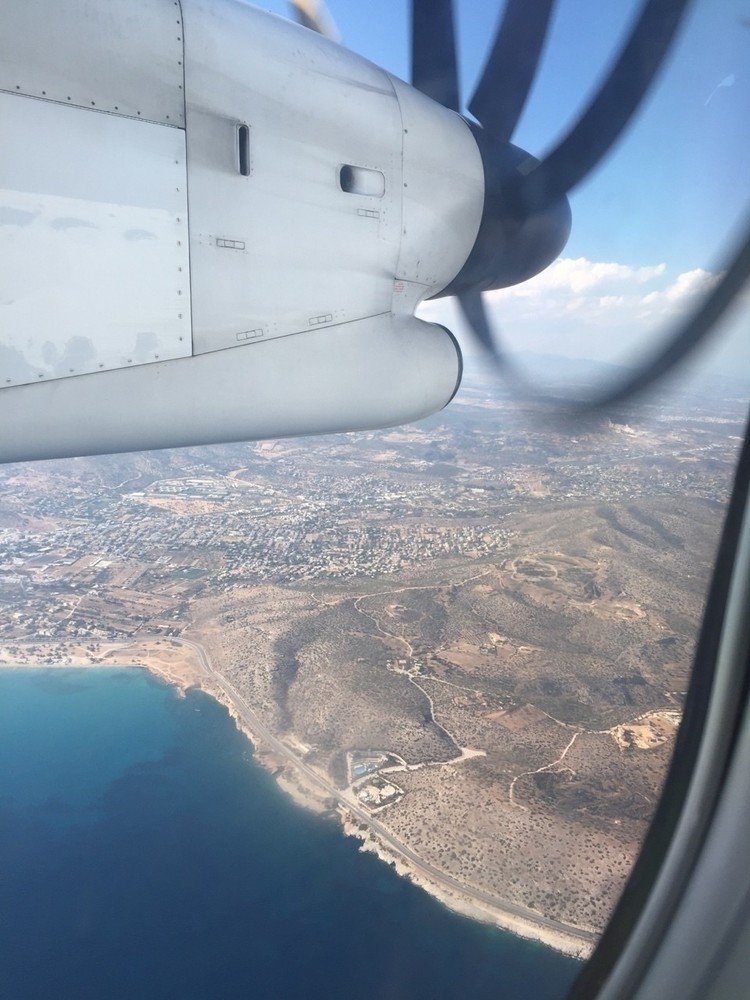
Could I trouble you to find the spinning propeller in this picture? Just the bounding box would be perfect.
[297,0,750,410]
[409,0,750,409]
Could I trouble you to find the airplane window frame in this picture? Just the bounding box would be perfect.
[569,418,750,998]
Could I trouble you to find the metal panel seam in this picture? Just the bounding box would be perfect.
[0,88,186,127]
[188,311,395,359]
[392,77,406,290]
[176,0,195,357]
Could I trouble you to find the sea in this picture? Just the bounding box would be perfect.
[0,667,581,1000]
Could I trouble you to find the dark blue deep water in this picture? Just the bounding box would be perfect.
[0,668,580,999]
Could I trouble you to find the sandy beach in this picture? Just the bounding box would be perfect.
[0,640,594,960]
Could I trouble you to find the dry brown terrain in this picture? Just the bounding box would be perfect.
[0,367,745,948]
[182,493,717,933]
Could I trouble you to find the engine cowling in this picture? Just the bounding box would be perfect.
[0,0,485,461]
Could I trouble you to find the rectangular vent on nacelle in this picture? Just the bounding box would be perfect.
[237,124,250,176]
[339,165,385,198]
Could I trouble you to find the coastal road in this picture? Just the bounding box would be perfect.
[176,637,597,950]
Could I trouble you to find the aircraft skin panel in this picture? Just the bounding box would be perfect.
[0,0,185,127]
[0,314,461,463]
[0,92,191,387]
[181,0,403,354]
[390,75,484,296]
[0,0,483,460]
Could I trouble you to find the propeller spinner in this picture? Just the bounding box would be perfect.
[418,0,571,304]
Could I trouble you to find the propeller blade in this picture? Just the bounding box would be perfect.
[456,0,745,416]
[457,288,534,393]
[574,219,750,411]
[510,0,691,213]
[459,222,750,414]
[411,0,460,112]
[289,0,341,41]
[467,0,555,141]
[458,288,496,357]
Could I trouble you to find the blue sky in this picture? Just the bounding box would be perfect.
[264,1,750,380]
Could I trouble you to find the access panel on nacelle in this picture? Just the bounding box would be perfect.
[181,0,404,354]
[0,93,191,386]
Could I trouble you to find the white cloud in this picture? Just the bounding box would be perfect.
[639,268,721,320]
[483,257,666,300]
[469,256,720,330]
[417,256,744,377]
[474,256,682,334]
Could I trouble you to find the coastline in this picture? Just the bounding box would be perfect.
[0,642,593,961]
[340,816,592,959]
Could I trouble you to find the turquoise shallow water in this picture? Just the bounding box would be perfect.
[0,668,581,999]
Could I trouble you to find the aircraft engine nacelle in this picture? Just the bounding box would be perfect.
[0,0,484,462]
